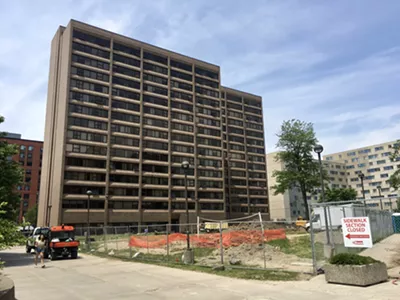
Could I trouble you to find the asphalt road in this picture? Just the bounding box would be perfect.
[1,247,398,300]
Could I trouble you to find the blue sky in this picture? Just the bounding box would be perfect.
[0,0,399,154]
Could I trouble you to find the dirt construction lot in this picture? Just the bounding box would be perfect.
[1,247,400,300]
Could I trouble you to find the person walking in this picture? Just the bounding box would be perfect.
[34,234,46,268]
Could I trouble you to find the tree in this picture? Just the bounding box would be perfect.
[0,116,24,252]
[25,204,38,225]
[388,140,400,191]
[272,119,323,219]
[0,208,24,251]
[0,116,23,220]
[321,187,358,203]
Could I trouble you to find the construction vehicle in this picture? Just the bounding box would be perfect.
[26,227,50,253]
[44,225,80,260]
[295,216,308,229]
[199,222,229,233]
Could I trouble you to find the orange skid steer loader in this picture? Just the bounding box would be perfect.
[44,225,80,260]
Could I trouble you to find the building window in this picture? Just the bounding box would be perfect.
[171,80,192,91]
[143,51,167,65]
[170,91,193,102]
[143,84,168,96]
[144,106,168,118]
[143,62,168,75]
[195,67,218,80]
[69,117,108,131]
[112,88,140,100]
[113,53,140,68]
[72,42,110,59]
[113,76,140,90]
[113,65,140,79]
[113,42,140,57]
[73,30,110,47]
[144,73,168,86]
[170,60,192,72]
[143,117,168,128]
[71,66,110,82]
[171,69,192,82]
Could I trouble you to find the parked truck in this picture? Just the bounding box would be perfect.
[305,205,355,232]
[26,227,50,253]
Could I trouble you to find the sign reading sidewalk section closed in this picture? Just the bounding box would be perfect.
[341,217,373,248]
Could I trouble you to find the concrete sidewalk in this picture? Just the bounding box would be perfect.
[1,247,399,300]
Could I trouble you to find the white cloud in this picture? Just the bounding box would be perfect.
[0,0,399,159]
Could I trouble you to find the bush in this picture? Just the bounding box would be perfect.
[329,253,378,265]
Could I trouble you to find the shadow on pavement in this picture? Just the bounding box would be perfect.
[0,251,36,268]
[0,250,83,268]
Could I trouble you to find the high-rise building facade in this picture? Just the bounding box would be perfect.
[37,20,268,227]
[0,133,43,222]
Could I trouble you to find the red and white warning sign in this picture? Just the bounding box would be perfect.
[341,217,373,248]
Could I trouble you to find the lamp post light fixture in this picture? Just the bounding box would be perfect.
[86,190,92,250]
[377,185,383,210]
[358,172,366,207]
[313,144,330,245]
[181,160,190,250]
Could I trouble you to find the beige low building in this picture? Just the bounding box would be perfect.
[267,152,348,221]
[267,140,400,220]
[324,140,400,209]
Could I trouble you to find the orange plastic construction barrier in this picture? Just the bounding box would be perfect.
[129,229,286,249]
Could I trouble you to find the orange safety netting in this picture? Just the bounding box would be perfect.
[129,229,286,249]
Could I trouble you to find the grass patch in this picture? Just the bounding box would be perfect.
[82,250,300,281]
[267,236,323,259]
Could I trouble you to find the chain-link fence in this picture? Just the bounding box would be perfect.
[75,220,317,274]
[308,199,396,274]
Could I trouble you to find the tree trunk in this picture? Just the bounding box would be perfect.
[300,185,310,220]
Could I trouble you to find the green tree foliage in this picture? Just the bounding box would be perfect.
[0,116,24,220]
[388,140,400,191]
[272,119,323,219]
[321,187,358,203]
[0,116,24,251]
[25,204,38,225]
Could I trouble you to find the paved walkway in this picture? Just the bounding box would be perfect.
[361,234,400,268]
[1,247,399,300]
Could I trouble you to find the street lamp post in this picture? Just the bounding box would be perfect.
[181,160,194,264]
[314,144,330,245]
[47,204,52,227]
[181,161,190,250]
[358,172,366,207]
[377,185,383,210]
[86,190,92,250]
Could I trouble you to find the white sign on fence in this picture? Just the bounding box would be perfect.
[341,217,373,248]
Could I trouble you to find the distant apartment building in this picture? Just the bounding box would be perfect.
[37,20,268,227]
[324,140,400,209]
[267,152,347,221]
[1,133,43,222]
[267,140,400,220]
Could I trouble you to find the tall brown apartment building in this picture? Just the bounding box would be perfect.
[1,133,43,222]
[37,20,268,227]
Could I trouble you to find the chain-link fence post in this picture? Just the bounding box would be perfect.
[323,206,330,245]
[114,227,118,251]
[219,221,224,265]
[308,201,317,275]
[258,212,267,269]
[166,224,170,260]
[146,226,149,254]
[103,226,108,252]
[327,206,335,252]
